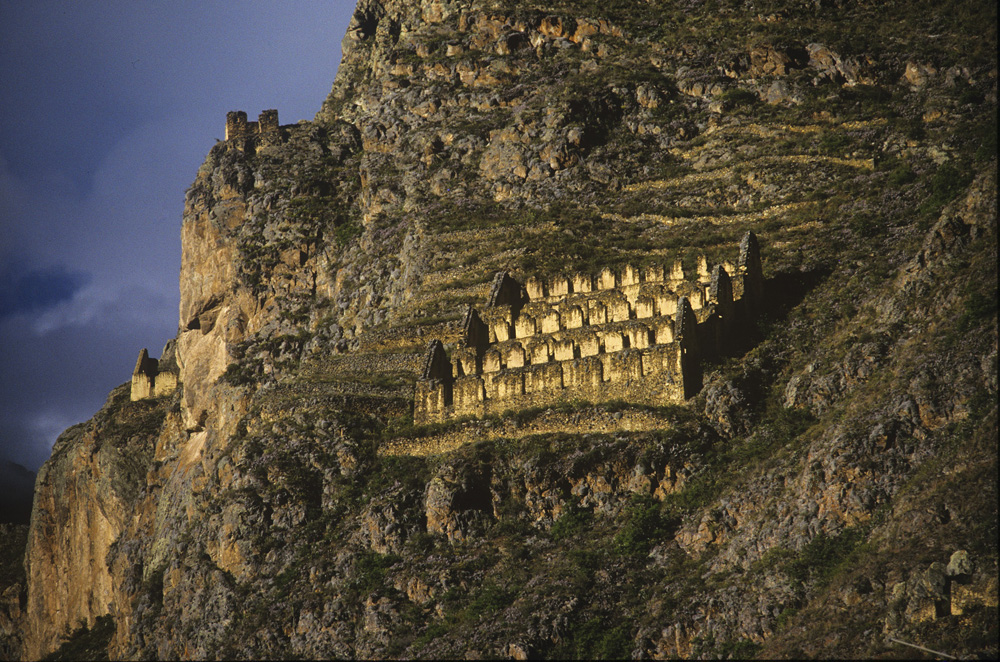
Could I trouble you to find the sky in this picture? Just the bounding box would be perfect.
[0,2,357,471]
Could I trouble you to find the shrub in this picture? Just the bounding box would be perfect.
[467,582,512,618]
[786,527,866,589]
[43,614,114,661]
[412,622,450,652]
[221,359,263,387]
[958,290,998,331]
[919,161,973,217]
[350,552,400,596]
[762,406,817,445]
[721,88,758,109]
[887,162,917,187]
[819,132,852,156]
[613,495,675,557]
[849,213,883,238]
[716,638,764,659]
[550,498,594,541]
[972,117,998,163]
[555,617,631,660]
[103,399,166,442]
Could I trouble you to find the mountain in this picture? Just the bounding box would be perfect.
[5,0,998,659]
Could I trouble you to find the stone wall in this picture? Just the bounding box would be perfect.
[413,232,764,425]
[130,342,179,402]
[224,109,284,152]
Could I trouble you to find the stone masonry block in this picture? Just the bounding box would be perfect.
[553,338,575,361]
[415,379,448,423]
[643,344,678,377]
[675,282,705,310]
[572,273,593,293]
[527,338,551,364]
[588,300,608,325]
[603,330,624,353]
[453,376,486,416]
[561,304,585,329]
[627,322,652,349]
[609,297,630,323]
[578,331,600,357]
[481,305,513,342]
[653,317,674,344]
[635,294,656,319]
[523,366,540,394]
[549,275,569,297]
[482,372,498,400]
[643,264,665,283]
[153,372,178,398]
[526,363,563,393]
[525,276,545,300]
[670,258,685,281]
[567,356,603,390]
[610,350,644,384]
[496,371,524,399]
[492,320,512,342]
[697,255,711,283]
[620,264,640,286]
[514,313,536,339]
[483,348,502,373]
[598,267,616,290]
[541,362,564,391]
[504,342,526,368]
[452,346,479,377]
[538,308,560,333]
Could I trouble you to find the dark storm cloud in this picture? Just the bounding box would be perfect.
[0,2,356,470]
[0,318,159,471]
[0,263,90,318]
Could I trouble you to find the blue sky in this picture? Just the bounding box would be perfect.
[0,2,356,470]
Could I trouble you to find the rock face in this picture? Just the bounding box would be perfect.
[22,387,162,660]
[16,0,998,659]
[0,523,28,661]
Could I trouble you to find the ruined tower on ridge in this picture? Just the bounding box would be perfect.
[224,109,284,153]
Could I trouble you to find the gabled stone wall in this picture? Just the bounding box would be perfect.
[129,341,179,402]
[413,232,765,425]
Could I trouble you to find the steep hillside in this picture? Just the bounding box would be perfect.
[9,0,997,659]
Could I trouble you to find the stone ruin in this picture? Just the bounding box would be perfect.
[130,340,179,402]
[414,231,764,424]
[224,109,284,152]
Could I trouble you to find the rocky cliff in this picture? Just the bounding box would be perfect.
[8,0,998,659]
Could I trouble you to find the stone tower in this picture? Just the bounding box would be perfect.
[224,109,283,152]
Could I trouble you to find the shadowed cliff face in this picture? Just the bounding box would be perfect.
[21,387,162,659]
[16,0,998,659]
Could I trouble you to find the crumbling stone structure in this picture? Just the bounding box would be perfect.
[130,341,179,401]
[414,232,764,424]
[224,109,284,152]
